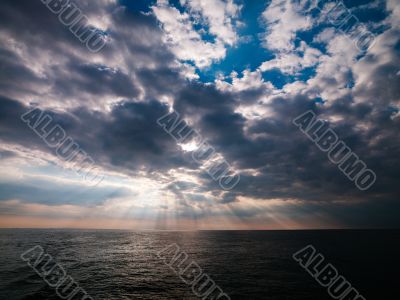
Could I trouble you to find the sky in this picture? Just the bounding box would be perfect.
[0,0,399,230]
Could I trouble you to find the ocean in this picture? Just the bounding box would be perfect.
[0,229,398,299]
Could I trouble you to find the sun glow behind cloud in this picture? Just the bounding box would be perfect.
[178,140,201,152]
[0,142,336,229]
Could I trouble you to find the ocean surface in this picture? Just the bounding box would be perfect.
[0,229,398,299]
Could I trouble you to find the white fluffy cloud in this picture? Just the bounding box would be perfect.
[152,0,242,68]
[261,0,312,52]
[152,0,226,68]
[260,41,322,75]
[216,69,273,92]
[180,0,241,45]
[306,33,359,102]
[258,0,317,78]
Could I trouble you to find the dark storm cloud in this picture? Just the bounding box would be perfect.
[0,0,114,57]
[174,82,234,114]
[0,0,181,107]
[0,95,194,175]
[0,96,46,148]
[172,81,399,210]
[136,66,187,98]
[352,29,400,107]
[52,63,140,99]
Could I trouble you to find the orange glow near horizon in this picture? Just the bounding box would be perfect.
[0,215,343,230]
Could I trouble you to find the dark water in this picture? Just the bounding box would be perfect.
[0,229,398,299]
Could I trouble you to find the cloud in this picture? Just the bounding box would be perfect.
[260,0,312,52]
[152,0,242,68]
[152,0,227,68]
[180,0,242,45]
[0,0,399,229]
[260,41,322,75]
[0,0,184,109]
[0,95,193,175]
